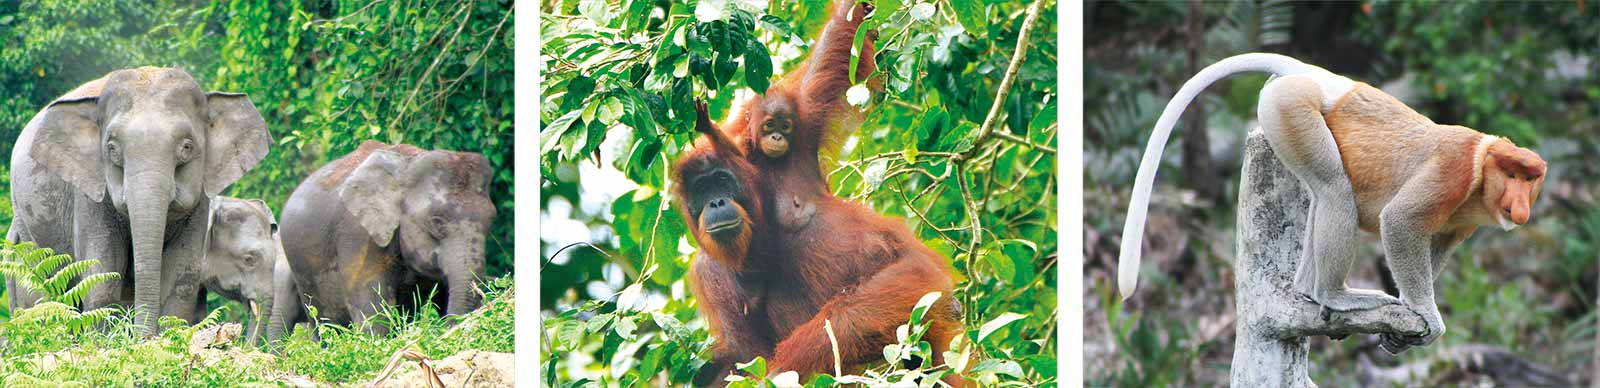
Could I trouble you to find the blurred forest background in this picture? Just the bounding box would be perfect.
[540,0,1056,385]
[1084,1,1598,386]
[0,0,515,320]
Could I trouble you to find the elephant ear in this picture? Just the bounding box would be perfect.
[205,92,272,197]
[338,150,408,247]
[29,96,107,202]
[246,198,278,233]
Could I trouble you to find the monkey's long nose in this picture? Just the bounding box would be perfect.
[1505,205,1529,225]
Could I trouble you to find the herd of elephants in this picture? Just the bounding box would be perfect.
[3,67,497,344]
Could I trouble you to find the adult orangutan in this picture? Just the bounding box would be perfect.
[672,1,964,385]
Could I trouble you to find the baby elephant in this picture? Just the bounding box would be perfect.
[280,141,495,331]
[204,196,298,344]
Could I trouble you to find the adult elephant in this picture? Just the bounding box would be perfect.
[7,67,271,334]
[280,141,494,331]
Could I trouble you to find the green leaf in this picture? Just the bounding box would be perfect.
[744,39,772,93]
[804,374,836,388]
[977,312,1027,343]
[987,238,1039,284]
[981,243,1016,282]
[910,291,943,325]
[947,0,987,33]
[968,358,1024,378]
[586,313,616,334]
[562,76,596,112]
[597,96,625,126]
[579,0,611,25]
[614,315,639,339]
[735,356,766,378]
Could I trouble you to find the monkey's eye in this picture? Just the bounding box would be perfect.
[1508,173,1518,180]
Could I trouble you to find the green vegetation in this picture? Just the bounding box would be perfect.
[0,0,513,276]
[541,0,1057,386]
[0,0,514,385]
[1086,1,1598,385]
[0,239,515,385]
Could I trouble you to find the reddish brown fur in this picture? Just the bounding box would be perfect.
[1324,84,1547,234]
[1421,140,1477,231]
[319,140,425,188]
[672,2,964,386]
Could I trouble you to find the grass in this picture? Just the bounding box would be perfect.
[0,241,515,387]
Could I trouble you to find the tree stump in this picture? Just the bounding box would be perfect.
[1231,130,1429,387]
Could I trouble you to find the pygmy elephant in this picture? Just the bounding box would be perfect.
[280,141,495,331]
[204,196,298,344]
[7,68,272,334]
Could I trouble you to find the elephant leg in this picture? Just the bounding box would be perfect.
[6,225,41,310]
[74,197,129,311]
[347,278,398,336]
[158,209,211,324]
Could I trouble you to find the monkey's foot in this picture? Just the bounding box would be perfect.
[1380,305,1444,354]
[1379,334,1414,354]
[1309,288,1401,312]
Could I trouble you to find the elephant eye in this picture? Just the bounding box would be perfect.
[177,138,197,164]
[106,141,123,167]
[428,215,449,239]
[241,252,259,268]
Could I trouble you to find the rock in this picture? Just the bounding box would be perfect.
[372,349,514,388]
[189,322,244,355]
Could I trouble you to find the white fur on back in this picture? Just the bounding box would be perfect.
[1309,72,1356,111]
[1468,134,1499,195]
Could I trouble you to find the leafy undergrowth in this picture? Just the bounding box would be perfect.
[0,241,514,386]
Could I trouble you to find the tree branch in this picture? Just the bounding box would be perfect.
[971,0,1047,151]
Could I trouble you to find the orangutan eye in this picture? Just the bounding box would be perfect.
[1508,173,1518,180]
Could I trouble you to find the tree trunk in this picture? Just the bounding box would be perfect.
[1232,130,1427,387]
[1181,0,1221,203]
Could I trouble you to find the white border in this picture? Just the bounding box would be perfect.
[516,0,539,386]
[1061,0,1084,386]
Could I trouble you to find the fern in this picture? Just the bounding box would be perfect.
[0,240,119,305]
[0,239,121,334]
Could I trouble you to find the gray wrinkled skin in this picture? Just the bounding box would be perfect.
[203,196,296,344]
[6,68,271,334]
[280,141,494,333]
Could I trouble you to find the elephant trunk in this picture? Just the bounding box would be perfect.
[266,249,295,343]
[443,262,483,316]
[127,172,173,336]
[247,292,272,346]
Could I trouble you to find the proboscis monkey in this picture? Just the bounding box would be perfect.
[1116,53,1547,352]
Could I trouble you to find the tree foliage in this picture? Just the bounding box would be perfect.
[0,0,514,283]
[540,0,1058,386]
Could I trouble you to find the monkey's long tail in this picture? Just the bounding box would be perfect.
[1117,53,1321,300]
